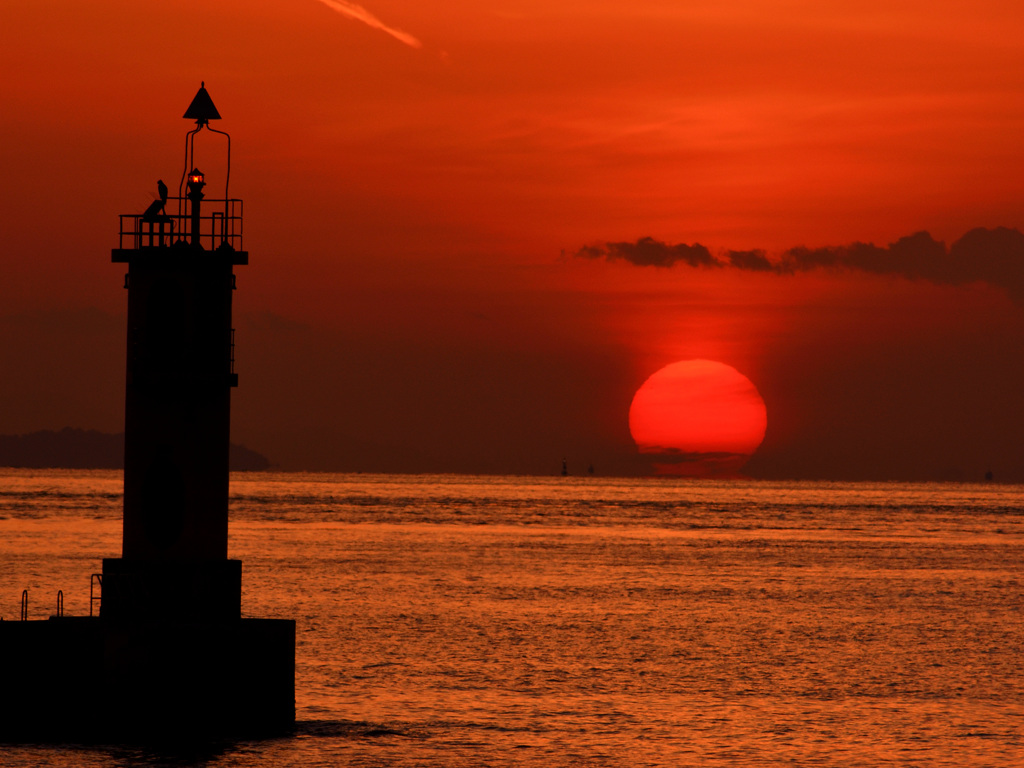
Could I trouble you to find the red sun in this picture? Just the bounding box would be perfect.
[629,359,767,476]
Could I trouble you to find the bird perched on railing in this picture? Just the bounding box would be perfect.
[141,179,170,222]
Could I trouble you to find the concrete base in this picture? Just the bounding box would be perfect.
[0,615,294,742]
[101,558,242,622]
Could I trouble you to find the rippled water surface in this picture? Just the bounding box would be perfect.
[2,470,1023,766]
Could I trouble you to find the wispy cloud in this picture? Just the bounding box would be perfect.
[314,0,422,49]
[571,228,1024,303]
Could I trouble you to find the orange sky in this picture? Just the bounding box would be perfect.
[3,0,1024,478]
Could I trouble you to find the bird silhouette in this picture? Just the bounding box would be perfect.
[142,179,170,221]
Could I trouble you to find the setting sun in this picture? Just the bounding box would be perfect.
[629,359,767,476]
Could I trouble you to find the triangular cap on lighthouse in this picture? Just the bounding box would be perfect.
[183,81,221,125]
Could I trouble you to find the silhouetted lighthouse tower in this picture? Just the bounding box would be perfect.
[100,85,292,736]
[105,84,245,617]
[0,86,292,741]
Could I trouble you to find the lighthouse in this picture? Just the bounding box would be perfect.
[0,85,294,741]
[104,83,247,622]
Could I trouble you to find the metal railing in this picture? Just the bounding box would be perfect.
[116,196,244,252]
[90,574,103,617]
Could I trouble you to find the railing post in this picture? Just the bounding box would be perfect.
[213,211,225,247]
[20,589,28,621]
[56,589,64,618]
[90,573,103,618]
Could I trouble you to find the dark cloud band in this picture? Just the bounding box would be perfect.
[572,227,1024,302]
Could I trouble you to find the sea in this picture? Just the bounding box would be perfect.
[1,469,1022,767]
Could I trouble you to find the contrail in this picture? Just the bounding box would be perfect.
[314,0,422,49]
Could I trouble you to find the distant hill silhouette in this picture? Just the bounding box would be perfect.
[0,428,270,471]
